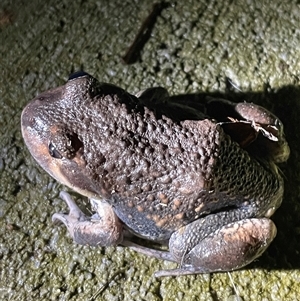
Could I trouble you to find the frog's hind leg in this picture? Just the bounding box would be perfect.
[158,217,277,277]
[52,191,123,247]
[123,217,277,277]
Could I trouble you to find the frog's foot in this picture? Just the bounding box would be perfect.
[135,87,169,103]
[123,218,276,277]
[206,97,290,163]
[122,240,176,262]
[52,191,123,247]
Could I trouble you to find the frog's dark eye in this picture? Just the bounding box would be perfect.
[48,129,83,160]
[68,71,90,81]
[49,142,63,159]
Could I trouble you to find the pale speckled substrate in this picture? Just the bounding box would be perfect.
[1,0,300,300]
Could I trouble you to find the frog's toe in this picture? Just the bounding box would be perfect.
[52,191,123,247]
[53,191,85,221]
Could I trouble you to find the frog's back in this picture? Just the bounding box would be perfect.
[72,93,220,236]
[73,93,282,241]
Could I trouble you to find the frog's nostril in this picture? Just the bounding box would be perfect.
[68,71,90,81]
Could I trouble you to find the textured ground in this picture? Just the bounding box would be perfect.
[1,0,300,300]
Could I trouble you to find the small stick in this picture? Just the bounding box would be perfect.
[122,2,167,64]
[89,270,125,301]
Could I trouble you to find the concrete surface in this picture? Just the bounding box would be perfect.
[0,0,300,300]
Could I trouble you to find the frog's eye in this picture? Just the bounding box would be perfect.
[48,129,83,160]
[49,142,63,159]
[68,71,90,81]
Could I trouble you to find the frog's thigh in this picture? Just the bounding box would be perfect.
[52,191,123,247]
[165,218,277,276]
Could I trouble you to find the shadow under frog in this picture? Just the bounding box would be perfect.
[21,71,290,277]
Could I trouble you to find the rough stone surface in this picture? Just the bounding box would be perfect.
[0,0,300,300]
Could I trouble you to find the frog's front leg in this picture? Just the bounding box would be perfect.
[52,191,123,247]
[124,216,276,277]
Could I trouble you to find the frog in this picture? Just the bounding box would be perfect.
[21,71,289,277]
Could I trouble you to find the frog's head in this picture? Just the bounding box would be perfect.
[21,72,131,199]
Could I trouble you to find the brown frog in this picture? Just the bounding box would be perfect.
[21,72,289,276]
